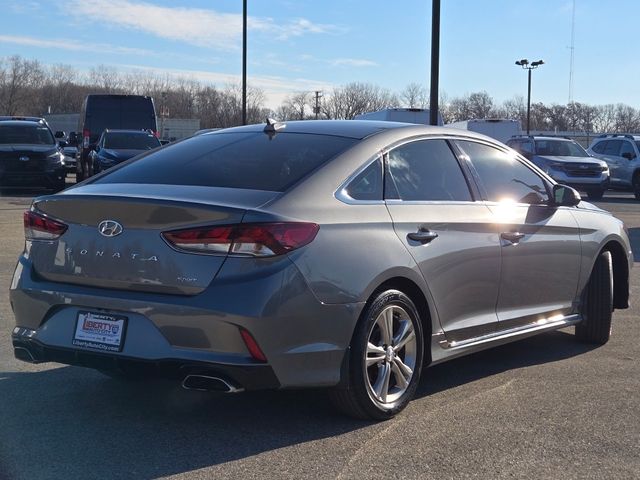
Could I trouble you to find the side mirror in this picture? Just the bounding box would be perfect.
[54,131,65,139]
[94,145,101,152]
[621,152,635,161]
[552,184,581,207]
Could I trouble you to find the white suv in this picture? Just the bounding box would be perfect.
[587,134,640,199]
[507,136,610,200]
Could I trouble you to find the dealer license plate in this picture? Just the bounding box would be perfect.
[72,311,127,352]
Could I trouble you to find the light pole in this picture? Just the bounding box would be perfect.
[242,0,247,125]
[515,59,544,135]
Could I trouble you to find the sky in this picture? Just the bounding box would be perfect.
[1,0,639,110]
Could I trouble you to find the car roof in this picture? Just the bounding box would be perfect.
[0,116,46,123]
[215,120,468,140]
[510,135,575,142]
[0,120,49,127]
[103,129,156,135]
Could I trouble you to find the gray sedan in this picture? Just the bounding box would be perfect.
[10,120,632,419]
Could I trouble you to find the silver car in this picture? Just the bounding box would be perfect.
[10,121,632,419]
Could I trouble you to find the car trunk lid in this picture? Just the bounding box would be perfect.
[28,184,278,295]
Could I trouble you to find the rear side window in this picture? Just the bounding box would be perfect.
[591,141,607,154]
[344,158,383,201]
[94,132,357,192]
[386,139,472,201]
[620,141,636,159]
[457,140,550,204]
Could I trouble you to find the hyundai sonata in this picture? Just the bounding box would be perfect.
[11,120,632,419]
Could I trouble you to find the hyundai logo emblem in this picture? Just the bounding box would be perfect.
[98,220,123,237]
[19,156,29,162]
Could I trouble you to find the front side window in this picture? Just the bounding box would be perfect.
[456,140,550,205]
[603,140,622,156]
[386,139,472,201]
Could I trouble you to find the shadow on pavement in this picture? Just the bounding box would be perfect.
[0,330,596,480]
[417,330,596,398]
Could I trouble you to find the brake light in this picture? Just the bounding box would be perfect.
[162,222,319,257]
[82,128,90,148]
[24,210,68,240]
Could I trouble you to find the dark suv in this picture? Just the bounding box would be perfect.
[506,135,610,200]
[77,94,157,180]
[0,118,67,191]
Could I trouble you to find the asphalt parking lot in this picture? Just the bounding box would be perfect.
[0,186,638,480]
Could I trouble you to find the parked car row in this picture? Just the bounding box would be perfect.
[506,133,640,201]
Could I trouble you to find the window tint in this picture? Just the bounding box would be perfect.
[94,132,357,192]
[344,157,383,200]
[534,139,588,157]
[0,125,54,145]
[591,141,607,154]
[386,139,472,201]
[620,141,636,158]
[520,140,533,154]
[457,140,550,204]
[103,132,161,150]
[603,140,622,156]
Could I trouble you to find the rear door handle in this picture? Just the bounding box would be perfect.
[501,232,525,243]
[407,230,439,244]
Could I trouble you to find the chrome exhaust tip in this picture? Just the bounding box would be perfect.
[181,374,244,393]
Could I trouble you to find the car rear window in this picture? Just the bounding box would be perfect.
[94,131,357,192]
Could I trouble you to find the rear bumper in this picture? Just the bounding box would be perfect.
[12,332,280,390]
[10,254,361,390]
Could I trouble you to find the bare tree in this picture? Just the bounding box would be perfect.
[400,83,428,108]
[0,56,45,114]
[279,92,312,120]
[323,82,398,119]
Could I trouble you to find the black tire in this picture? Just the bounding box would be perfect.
[633,174,640,201]
[329,289,424,420]
[586,188,605,201]
[576,251,613,344]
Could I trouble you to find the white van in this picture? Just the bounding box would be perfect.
[447,119,521,144]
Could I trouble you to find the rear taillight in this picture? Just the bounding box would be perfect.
[162,222,319,257]
[24,210,68,240]
[239,327,267,362]
[82,128,90,148]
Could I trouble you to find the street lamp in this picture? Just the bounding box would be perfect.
[515,58,544,135]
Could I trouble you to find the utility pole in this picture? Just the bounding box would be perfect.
[314,91,323,120]
[242,0,247,125]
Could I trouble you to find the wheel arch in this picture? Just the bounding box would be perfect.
[601,240,630,309]
[361,275,435,366]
